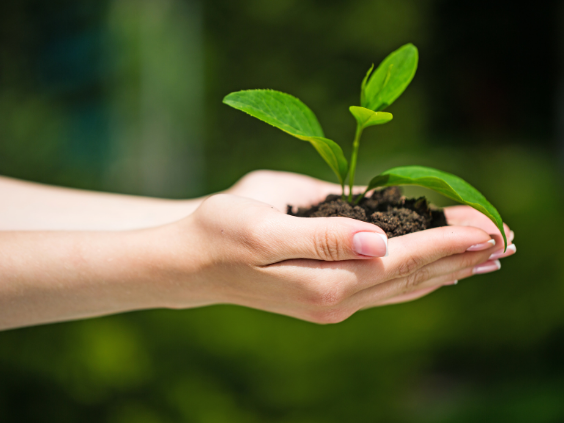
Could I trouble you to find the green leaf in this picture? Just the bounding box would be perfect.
[366,166,507,249]
[223,89,348,184]
[362,43,418,112]
[360,64,374,107]
[350,106,393,130]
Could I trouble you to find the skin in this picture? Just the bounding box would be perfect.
[0,171,515,330]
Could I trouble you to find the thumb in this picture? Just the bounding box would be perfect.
[269,214,388,262]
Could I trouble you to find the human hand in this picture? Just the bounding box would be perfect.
[226,170,343,212]
[156,193,514,324]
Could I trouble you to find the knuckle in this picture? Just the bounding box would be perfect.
[202,193,229,209]
[194,194,230,227]
[242,214,272,251]
[459,250,489,270]
[239,170,267,184]
[396,255,423,278]
[454,266,475,281]
[313,225,344,261]
[303,282,347,308]
[404,266,431,290]
[461,253,481,269]
[306,308,353,325]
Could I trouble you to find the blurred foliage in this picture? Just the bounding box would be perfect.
[1,0,564,422]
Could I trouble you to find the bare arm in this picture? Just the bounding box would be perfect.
[0,225,207,329]
[0,176,205,231]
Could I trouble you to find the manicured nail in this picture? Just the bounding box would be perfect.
[353,232,388,257]
[489,244,517,260]
[509,230,515,242]
[466,239,496,252]
[473,260,501,275]
[444,280,458,286]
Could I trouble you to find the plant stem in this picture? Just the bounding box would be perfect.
[353,187,370,205]
[348,124,364,203]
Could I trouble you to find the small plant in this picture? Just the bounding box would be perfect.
[223,44,507,249]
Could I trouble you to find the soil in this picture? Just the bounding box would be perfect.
[287,186,448,238]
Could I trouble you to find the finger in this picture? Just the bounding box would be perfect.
[270,224,496,301]
[445,206,512,240]
[488,243,517,260]
[360,256,505,309]
[349,246,497,307]
[367,285,443,307]
[390,257,502,294]
[266,214,389,262]
[398,258,501,292]
[377,225,494,283]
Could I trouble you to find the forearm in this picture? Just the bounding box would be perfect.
[0,176,205,230]
[0,228,194,330]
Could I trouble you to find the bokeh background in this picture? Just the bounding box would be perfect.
[1,0,563,421]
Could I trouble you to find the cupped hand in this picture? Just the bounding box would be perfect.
[159,189,515,324]
[226,169,343,212]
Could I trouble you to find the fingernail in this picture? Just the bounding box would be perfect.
[466,239,496,251]
[353,232,388,257]
[444,280,458,286]
[509,230,515,242]
[489,244,517,260]
[473,260,501,275]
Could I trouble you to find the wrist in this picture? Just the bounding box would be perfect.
[136,216,216,310]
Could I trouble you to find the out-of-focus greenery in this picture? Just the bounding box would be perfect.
[1,0,563,422]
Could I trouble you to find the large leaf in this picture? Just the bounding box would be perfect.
[223,90,348,184]
[350,106,393,130]
[362,44,418,112]
[366,166,507,249]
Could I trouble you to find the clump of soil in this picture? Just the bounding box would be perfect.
[287,186,447,238]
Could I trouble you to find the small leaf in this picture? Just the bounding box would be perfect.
[362,44,418,112]
[366,166,507,249]
[350,106,393,130]
[360,64,374,107]
[224,90,348,183]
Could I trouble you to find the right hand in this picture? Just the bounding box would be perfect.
[155,194,514,324]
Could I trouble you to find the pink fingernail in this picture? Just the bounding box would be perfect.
[353,232,388,257]
[467,239,496,251]
[444,280,458,286]
[473,260,501,275]
[509,230,515,242]
[489,244,517,260]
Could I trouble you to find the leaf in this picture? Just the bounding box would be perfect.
[366,166,507,249]
[362,43,419,112]
[360,64,374,107]
[350,106,393,130]
[223,90,348,184]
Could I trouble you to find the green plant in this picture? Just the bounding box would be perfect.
[223,44,507,249]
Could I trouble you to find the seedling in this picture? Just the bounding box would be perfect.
[223,44,507,249]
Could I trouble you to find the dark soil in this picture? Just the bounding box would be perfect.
[287,186,448,238]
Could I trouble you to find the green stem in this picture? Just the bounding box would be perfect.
[353,187,370,206]
[348,124,364,203]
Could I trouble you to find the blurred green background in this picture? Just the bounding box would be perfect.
[1,0,563,422]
